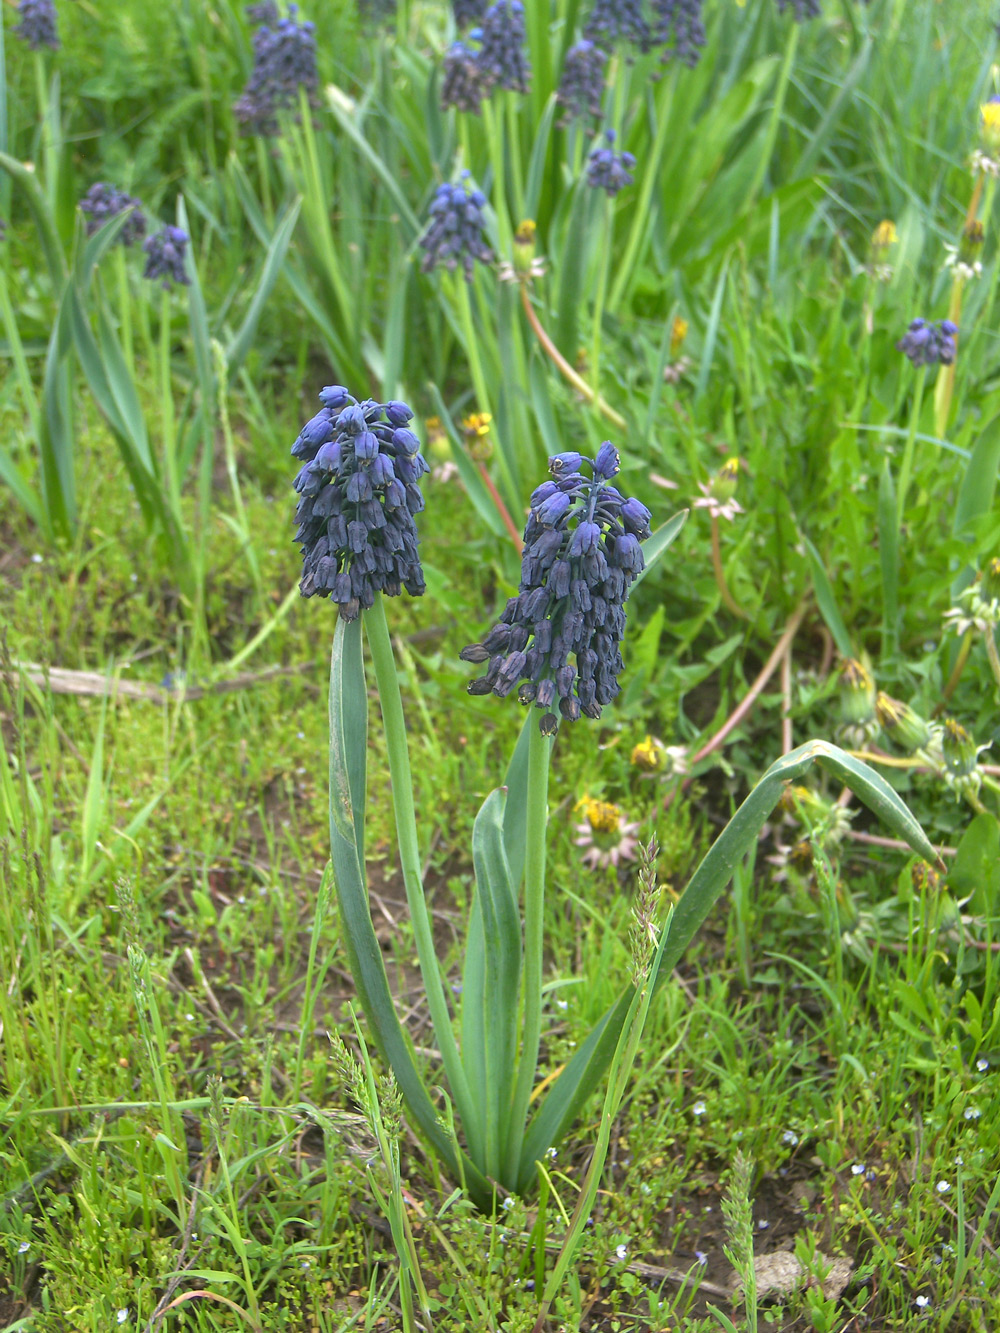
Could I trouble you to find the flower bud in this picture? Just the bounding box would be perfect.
[871,219,898,250]
[631,736,665,772]
[981,98,1000,156]
[839,659,876,727]
[876,693,933,754]
[513,219,537,276]
[462,412,493,461]
[670,315,689,357]
[709,458,740,503]
[941,717,978,780]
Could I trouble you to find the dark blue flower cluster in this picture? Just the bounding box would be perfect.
[897,318,958,368]
[79,183,147,247]
[775,0,822,18]
[292,389,428,620]
[556,41,607,126]
[584,0,650,53]
[461,446,652,734]
[234,3,318,138]
[441,41,485,114]
[15,0,59,49]
[651,0,705,66]
[453,0,486,26]
[586,131,636,196]
[142,226,191,289]
[476,1,531,94]
[419,174,494,281]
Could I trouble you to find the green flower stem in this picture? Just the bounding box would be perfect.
[454,275,521,516]
[159,289,181,524]
[364,595,478,1145]
[608,66,676,314]
[895,364,926,529]
[505,93,525,224]
[483,98,512,255]
[939,173,1000,437]
[33,53,55,210]
[503,721,550,1184]
[454,274,493,417]
[940,631,973,707]
[254,136,273,224]
[114,248,134,378]
[747,20,799,201]
[589,193,612,412]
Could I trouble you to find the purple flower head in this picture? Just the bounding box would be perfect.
[246,0,279,21]
[292,388,428,620]
[441,41,486,114]
[79,184,147,247]
[897,318,958,368]
[142,226,190,289]
[584,0,650,53]
[556,41,607,126]
[651,0,706,66]
[15,0,59,50]
[775,0,822,19]
[419,174,494,281]
[586,130,636,197]
[476,0,531,95]
[234,3,319,138]
[461,446,652,733]
[453,0,486,25]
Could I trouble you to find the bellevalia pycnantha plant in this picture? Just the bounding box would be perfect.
[299,395,938,1210]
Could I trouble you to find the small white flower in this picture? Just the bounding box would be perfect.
[692,1100,707,1117]
[545,1147,557,1161]
[964,1106,981,1120]
[31,553,43,564]
[18,1241,29,1254]
[502,1197,515,1211]
[757,1219,769,1230]
[851,1163,866,1176]
[615,1243,628,1261]
[185,1013,195,1021]
[782,1130,798,1145]
[976,1058,989,1072]
[915,1294,931,1308]
[117,1311,129,1326]
[695,1250,708,1266]
[971,149,1000,178]
[936,1180,950,1193]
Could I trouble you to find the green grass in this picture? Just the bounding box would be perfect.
[3,0,1000,1327]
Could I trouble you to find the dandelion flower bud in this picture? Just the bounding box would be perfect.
[876,693,933,754]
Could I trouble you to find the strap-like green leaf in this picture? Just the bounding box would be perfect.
[633,510,688,590]
[471,787,522,1178]
[225,198,302,379]
[327,617,492,1208]
[518,740,935,1187]
[804,536,853,660]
